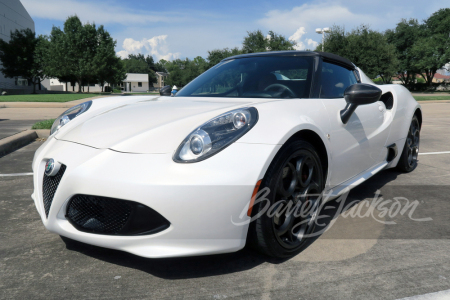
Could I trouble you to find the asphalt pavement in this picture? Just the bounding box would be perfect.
[1,103,450,299]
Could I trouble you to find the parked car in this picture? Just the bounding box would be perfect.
[32,51,421,258]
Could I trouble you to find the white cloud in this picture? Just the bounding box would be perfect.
[306,39,319,50]
[288,27,319,51]
[258,3,379,33]
[260,3,383,51]
[289,27,307,50]
[117,36,180,61]
[289,27,306,43]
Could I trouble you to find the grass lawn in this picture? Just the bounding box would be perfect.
[0,94,105,102]
[413,96,450,101]
[32,119,55,130]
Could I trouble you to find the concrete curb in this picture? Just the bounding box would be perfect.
[0,130,38,157]
[34,129,50,139]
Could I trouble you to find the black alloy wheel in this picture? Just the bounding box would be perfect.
[249,140,325,258]
[397,115,420,172]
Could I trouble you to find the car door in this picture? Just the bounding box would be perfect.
[319,61,389,187]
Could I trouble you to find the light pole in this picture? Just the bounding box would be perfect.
[315,27,330,52]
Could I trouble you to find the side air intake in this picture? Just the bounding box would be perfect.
[387,143,398,162]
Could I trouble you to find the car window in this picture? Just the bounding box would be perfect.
[176,56,314,99]
[320,62,358,98]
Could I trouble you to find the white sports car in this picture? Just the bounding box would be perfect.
[32,51,421,258]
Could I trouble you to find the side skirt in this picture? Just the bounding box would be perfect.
[324,161,388,200]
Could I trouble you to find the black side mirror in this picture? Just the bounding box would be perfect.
[340,83,382,124]
[160,85,171,96]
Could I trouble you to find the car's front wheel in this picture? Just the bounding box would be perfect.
[248,140,324,258]
[397,115,420,173]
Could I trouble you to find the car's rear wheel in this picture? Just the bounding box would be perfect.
[397,115,420,173]
[248,140,324,258]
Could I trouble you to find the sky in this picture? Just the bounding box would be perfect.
[21,0,448,62]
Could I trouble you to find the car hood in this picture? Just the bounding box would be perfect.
[56,97,257,154]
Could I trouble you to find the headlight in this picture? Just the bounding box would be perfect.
[50,101,92,135]
[173,107,258,163]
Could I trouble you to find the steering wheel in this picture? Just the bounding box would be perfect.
[263,83,296,98]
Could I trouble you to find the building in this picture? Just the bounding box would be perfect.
[154,72,169,90]
[0,0,35,90]
[432,73,450,83]
[121,73,149,92]
[43,78,110,92]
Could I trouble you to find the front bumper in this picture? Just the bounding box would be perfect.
[32,138,280,258]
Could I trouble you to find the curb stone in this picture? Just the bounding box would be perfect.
[0,130,42,157]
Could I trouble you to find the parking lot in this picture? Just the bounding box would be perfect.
[1,102,450,299]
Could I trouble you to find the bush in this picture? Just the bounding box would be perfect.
[402,82,448,92]
[416,77,426,83]
[372,77,384,84]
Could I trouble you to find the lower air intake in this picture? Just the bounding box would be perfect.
[66,195,170,236]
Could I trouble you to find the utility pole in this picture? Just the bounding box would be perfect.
[315,28,331,52]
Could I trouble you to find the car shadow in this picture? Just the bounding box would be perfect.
[307,168,401,238]
[61,236,273,279]
[61,168,402,279]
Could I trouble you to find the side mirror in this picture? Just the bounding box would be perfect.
[160,85,171,96]
[340,83,382,124]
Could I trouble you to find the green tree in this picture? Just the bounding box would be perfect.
[207,47,242,67]
[242,30,267,53]
[317,25,398,83]
[411,9,450,86]
[45,16,125,92]
[193,56,208,74]
[314,25,347,54]
[164,58,191,87]
[45,16,94,92]
[242,30,296,53]
[0,29,48,93]
[122,54,148,73]
[163,56,210,87]
[154,59,168,73]
[266,31,297,51]
[122,53,158,85]
[81,22,99,92]
[385,19,421,85]
[94,26,126,92]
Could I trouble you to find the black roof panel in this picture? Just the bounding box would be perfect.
[222,51,355,70]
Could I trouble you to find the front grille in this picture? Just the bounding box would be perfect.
[66,195,170,236]
[42,164,67,218]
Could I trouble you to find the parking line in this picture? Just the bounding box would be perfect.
[420,151,450,155]
[0,173,33,177]
[396,288,450,299]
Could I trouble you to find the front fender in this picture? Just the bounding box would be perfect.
[239,98,332,185]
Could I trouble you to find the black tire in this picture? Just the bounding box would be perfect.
[248,140,324,258]
[397,115,420,173]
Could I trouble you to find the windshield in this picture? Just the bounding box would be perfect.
[176,56,314,98]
